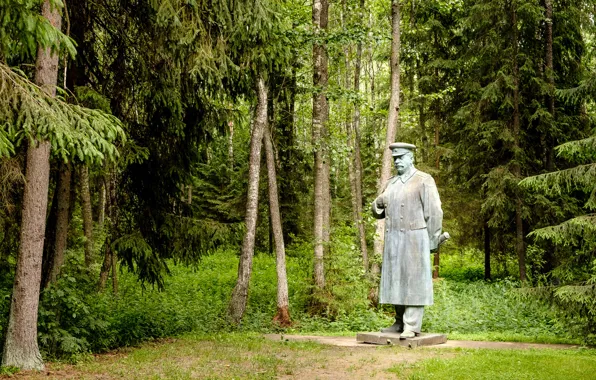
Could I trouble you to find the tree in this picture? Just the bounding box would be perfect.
[228,76,268,324]
[1,1,61,369]
[264,126,291,326]
[372,0,401,274]
[312,0,330,289]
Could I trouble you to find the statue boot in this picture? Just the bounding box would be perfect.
[381,305,404,333]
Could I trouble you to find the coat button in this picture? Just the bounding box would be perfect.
[400,228,405,232]
[401,204,404,207]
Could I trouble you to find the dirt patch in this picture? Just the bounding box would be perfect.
[275,345,451,379]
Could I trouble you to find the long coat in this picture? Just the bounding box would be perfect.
[372,169,443,306]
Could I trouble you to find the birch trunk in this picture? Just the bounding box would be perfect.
[228,76,268,323]
[2,0,60,370]
[264,127,291,326]
[372,0,401,274]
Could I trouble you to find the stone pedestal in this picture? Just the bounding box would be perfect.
[356,332,447,348]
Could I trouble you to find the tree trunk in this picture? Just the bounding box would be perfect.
[484,221,491,280]
[98,242,112,291]
[41,164,71,289]
[97,176,106,229]
[264,126,291,327]
[228,76,268,323]
[512,4,526,282]
[49,162,72,285]
[372,0,401,273]
[544,0,555,171]
[312,0,330,289]
[432,109,440,279]
[348,0,369,271]
[111,247,118,295]
[98,169,116,291]
[80,165,93,267]
[2,1,60,370]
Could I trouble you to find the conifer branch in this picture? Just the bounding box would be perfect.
[0,62,125,163]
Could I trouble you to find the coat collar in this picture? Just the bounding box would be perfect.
[397,168,417,183]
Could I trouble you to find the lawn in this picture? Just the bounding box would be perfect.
[7,333,595,379]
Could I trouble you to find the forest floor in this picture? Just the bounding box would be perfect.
[7,333,595,379]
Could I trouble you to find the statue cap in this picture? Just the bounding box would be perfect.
[389,142,416,156]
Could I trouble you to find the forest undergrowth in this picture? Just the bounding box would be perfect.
[0,240,582,363]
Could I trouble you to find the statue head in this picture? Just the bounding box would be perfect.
[389,142,416,175]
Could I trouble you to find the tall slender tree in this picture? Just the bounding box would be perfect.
[1,0,60,370]
[312,0,330,289]
[228,76,268,323]
[372,0,401,272]
[264,126,291,326]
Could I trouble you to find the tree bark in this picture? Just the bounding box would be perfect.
[98,168,116,291]
[512,4,526,282]
[432,109,440,279]
[484,221,491,280]
[228,76,268,323]
[346,0,369,271]
[80,165,93,267]
[372,0,401,273]
[544,0,555,171]
[50,162,71,285]
[312,0,330,289]
[97,176,106,229]
[264,126,291,327]
[41,165,71,289]
[2,1,60,370]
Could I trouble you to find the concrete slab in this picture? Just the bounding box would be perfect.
[356,332,447,348]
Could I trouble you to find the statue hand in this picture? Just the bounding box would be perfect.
[375,198,385,209]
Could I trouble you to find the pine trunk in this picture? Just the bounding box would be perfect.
[512,4,526,282]
[545,0,555,171]
[51,163,72,283]
[228,76,268,323]
[484,222,491,280]
[80,165,94,267]
[373,0,401,271]
[264,127,291,327]
[98,177,106,229]
[98,169,116,291]
[312,0,330,289]
[2,1,60,370]
[41,163,72,289]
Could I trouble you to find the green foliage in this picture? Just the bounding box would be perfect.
[425,279,564,338]
[0,63,126,163]
[0,0,76,62]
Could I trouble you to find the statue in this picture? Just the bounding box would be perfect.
[372,142,443,339]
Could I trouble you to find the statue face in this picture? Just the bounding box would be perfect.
[394,152,413,175]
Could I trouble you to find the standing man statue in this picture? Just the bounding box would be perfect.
[372,142,443,339]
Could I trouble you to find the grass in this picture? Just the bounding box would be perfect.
[12,333,596,379]
[389,347,596,380]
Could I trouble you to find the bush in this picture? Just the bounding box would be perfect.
[439,248,485,281]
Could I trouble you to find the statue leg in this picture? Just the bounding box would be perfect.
[400,306,424,338]
[381,305,404,333]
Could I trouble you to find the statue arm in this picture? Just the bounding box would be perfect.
[423,177,443,250]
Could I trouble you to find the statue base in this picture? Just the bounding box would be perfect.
[356,332,447,348]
